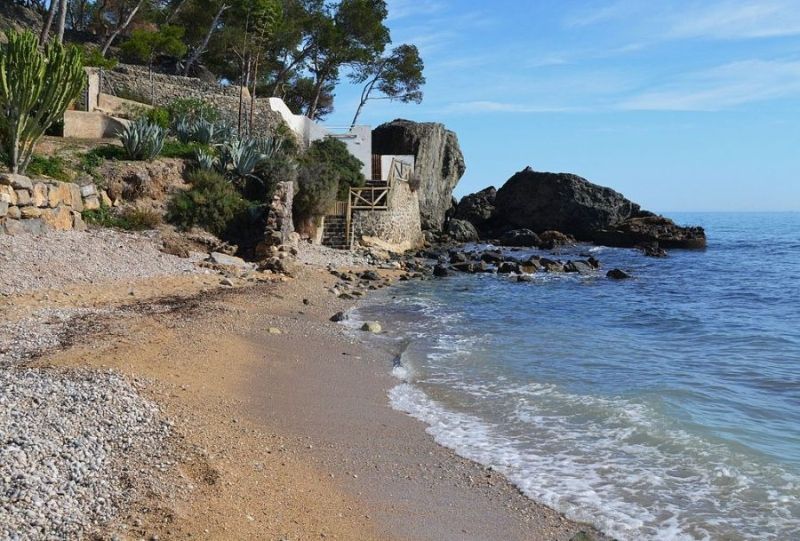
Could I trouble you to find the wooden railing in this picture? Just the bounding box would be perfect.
[326,158,414,250]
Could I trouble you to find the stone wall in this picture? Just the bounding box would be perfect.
[351,181,423,252]
[0,174,102,235]
[99,65,286,137]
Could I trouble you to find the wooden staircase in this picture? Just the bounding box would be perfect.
[321,158,412,250]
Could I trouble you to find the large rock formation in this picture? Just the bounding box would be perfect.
[453,186,496,229]
[372,119,466,231]
[461,167,705,249]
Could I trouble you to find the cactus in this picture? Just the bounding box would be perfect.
[118,118,166,161]
[174,117,194,144]
[0,30,86,173]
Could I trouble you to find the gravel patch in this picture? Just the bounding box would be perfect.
[0,368,171,540]
[0,308,109,367]
[0,229,203,296]
[295,242,370,269]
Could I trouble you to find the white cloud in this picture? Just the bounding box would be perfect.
[619,59,800,110]
[566,0,800,41]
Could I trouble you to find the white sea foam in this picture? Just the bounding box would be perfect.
[388,381,800,540]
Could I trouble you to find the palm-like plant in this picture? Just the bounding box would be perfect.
[194,147,218,171]
[221,138,265,181]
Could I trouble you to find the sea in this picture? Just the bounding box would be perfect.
[350,212,800,540]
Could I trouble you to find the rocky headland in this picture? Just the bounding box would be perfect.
[450,166,706,252]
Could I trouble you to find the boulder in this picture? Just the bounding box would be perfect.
[83,195,100,210]
[0,201,7,217]
[330,311,348,322]
[564,260,594,274]
[20,206,42,219]
[540,258,564,272]
[497,229,541,247]
[0,185,16,205]
[433,264,450,277]
[7,206,20,219]
[607,269,631,279]
[519,260,542,273]
[490,167,705,248]
[479,251,504,264]
[454,186,496,229]
[539,230,575,249]
[449,251,468,264]
[497,261,520,274]
[594,216,706,249]
[48,182,73,208]
[372,119,466,230]
[446,219,479,242]
[361,321,382,333]
[209,251,248,268]
[15,190,31,206]
[72,211,86,231]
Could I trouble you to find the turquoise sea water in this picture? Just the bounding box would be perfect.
[353,212,800,540]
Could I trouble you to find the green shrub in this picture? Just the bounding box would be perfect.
[79,45,117,69]
[145,107,170,129]
[167,98,219,124]
[82,205,162,231]
[160,139,209,159]
[293,162,338,230]
[119,118,166,161]
[303,138,365,200]
[166,170,249,236]
[26,155,71,182]
[244,154,298,201]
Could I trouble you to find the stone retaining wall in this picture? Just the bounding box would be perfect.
[0,174,102,235]
[99,65,286,137]
[351,181,423,252]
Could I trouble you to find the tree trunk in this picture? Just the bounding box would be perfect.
[306,72,327,120]
[100,0,145,57]
[249,55,259,134]
[183,3,229,76]
[39,0,56,45]
[55,0,68,44]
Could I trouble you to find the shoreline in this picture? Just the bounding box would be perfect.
[2,253,605,539]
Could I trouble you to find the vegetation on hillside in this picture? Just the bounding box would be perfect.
[8,0,426,122]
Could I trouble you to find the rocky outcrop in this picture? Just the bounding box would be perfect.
[460,167,705,249]
[454,186,495,229]
[372,119,466,231]
[445,219,479,242]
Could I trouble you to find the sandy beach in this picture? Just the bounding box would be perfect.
[1,233,602,540]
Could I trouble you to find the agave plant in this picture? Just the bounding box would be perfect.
[174,117,194,144]
[220,138,267,182]
[118,118,166,161]
[251,136,284,160]
[194,147,218,171]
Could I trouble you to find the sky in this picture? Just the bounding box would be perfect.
[323,0,800,212]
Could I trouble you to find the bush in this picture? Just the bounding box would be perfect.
[293,162,338,231]
[145,107,170,129]
[244,154,298,201]
[303,138,365,200]
[82,205,162,231]
[167,98,219,124]
[119,118,166,161]
[79,45,117,69]
[167,170,249,236]
[26,155,71,182]
[160,139,210,159]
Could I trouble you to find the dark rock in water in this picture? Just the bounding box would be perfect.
[517,274,534,282]
[473,166,706,248]
[446,218,480,242]
[587,256,601,269]
[540,258,564,272]
[433,264,450,277]
[480,251,504,264]
[639,242,668,257]
[454,186,496,229]
[330,311,348,322]
[539,230,575,249]
[519,259,542,273]
[564,260,594,273]
[449,250,468,264]
[497,228,541,247]
[494,168,639,238]
[595,215,705,249]
[497,261,520,274]
[607,269,631,279]
[372,119,466,231]
[452,261,490,274]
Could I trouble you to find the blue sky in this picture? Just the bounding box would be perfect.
[323,0,800,212]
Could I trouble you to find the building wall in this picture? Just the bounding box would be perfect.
[63,111,130,139]
[350,180,423,252]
